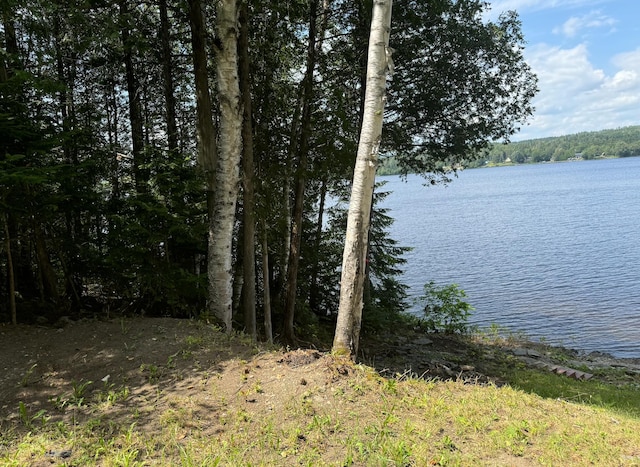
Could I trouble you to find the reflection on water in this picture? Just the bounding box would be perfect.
[380,157,640,358]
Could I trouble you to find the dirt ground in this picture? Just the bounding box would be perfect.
[2,316,639,440]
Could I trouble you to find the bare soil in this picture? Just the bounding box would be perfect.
[1,316,639,463]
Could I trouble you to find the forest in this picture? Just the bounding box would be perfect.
[378,125,640,174]
[479,125,640,165]
[0,0,537,349]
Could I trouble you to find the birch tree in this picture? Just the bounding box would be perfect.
[209,0,243,331]
[332,0,393,358]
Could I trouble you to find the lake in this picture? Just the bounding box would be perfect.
[379,157,640,358]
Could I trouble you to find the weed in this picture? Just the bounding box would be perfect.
[20,363,38,387]
[112,448,142,467]
[184,335,204,347]
[501,420,531,456]
[167,351,180,368]
[17,402,47,428]
[120,318,130,335]
[70,379,93,406]
[383,378,397,395]
[140,364,161,383]
[96,383,130,406]
[441,434,457,452]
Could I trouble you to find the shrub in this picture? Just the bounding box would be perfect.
[419,282,473,333]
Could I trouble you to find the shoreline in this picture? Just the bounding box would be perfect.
[360,325,640,386]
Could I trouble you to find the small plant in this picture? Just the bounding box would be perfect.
[18,401,47,428]
[71,380,93,406]
[167,351,180,368]
[20,363,38,387]
[184,335,204,347]
[120,318,130,335]
[418,281,473,333]
[96,382,130,406]
[112,448,142,467]
[140,364,161,383]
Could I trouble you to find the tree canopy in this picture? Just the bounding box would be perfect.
[479,125,640,165]
[0,0,536,341]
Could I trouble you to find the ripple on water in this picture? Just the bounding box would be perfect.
[381,158,640,358]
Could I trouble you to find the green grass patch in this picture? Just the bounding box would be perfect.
[504,367,640,418]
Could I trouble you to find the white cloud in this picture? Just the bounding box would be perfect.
[552,11,616,37]
[612,47,640,70]
[603,70,639,91]
[515,44,640,140]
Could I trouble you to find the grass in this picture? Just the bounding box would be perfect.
[3,376,640,465]
[1,319,640,466]
[469,326,640,418]
[504,367,640,418]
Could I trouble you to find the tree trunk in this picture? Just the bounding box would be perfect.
[1,3,19,74]
[309,178,327,312]
[4,214,16,325]
[159,0,178,154]
[32,220,59,304]
[107,78,121,203]
[239,0,256,339]
[261,220,273,344]
[54,13,83,311]
[232,235,244,317]
[188,0,218,205]
[119,0,147,195]
[333,0,393,358]
[188,0,221,324]
[1,6,18,322]
[283,0,327,344]
[208,0,243,332]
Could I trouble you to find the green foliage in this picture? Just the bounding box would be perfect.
[477,125,640,167]
[386,3,537,182]
[18,401,47,428]
[0,0,537,341]
[316,182,410,331]
[419,282,473,333]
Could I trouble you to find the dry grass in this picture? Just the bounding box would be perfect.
[1,318,640,466]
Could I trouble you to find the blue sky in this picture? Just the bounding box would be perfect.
[487,0,640,141]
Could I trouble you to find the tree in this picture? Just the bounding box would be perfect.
[239,0,257,339]
[282,0,328,344]
[385,1,537,182]
[118,0,147,195]
[332,0,393,358]
[0,0,536,342]
[318,182,409,326]
[208,0,243,331]
[188,0,220,320]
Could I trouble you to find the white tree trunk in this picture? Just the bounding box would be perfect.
[208,0,243,332]
[333,0,393,357]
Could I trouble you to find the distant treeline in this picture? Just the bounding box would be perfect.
[378,125,640,175]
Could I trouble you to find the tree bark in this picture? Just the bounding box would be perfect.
[188,0,218,211]
[208,0,243,332]
[32,220,59,304]
[283,0,327,344]
[159,0,179,154]
[333,0,393,358]
[4,214,16,325]
[239,0,256,339]
[261,220,273,344]
[309,178,327,312]
[119,0,147,195]
[188,0,224,326]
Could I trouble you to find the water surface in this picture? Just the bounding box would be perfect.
[380,157,640,358]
